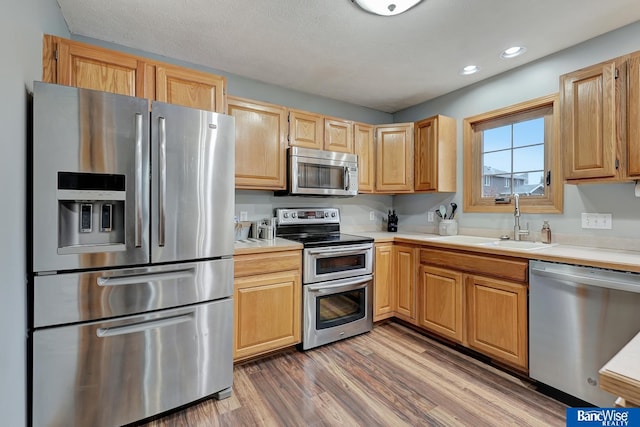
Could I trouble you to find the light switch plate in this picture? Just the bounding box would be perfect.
[240,211,248,221]
[427,211,435,222]
[369,211,375,221]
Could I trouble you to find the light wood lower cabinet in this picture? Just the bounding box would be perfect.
[394,244,417,322]
[233,250,301,362]
[465,275,528,369]
[418,265,463,343]
[373,243,417,323]
[419,247,529,371]
[373,243,394,321]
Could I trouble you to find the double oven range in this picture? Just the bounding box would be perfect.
[275,208,374,350]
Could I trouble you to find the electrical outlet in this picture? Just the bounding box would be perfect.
[369,211,375,221]
[427,211,435,222]
[581,213,612,229]
[240,211,248,221]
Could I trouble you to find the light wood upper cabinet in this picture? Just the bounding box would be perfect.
[373,243,394,322]
[227,96,287,190]
[156,64,225,112]
[324,117,354,153]
[355,123,375,193]
[233,250,302,362]
[393,244,417,322]
[288,109,324,149]
[43,35,150,98]
[375,123,414,193]
[42,35,226,113]
[418,265,464,343]
[414,115,457,192]
[628,53,640,177]
[561,59,624,181]
[466,275,528,370]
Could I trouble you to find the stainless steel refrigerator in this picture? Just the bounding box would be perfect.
[30,82,235,427]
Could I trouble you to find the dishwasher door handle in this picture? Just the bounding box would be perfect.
[531,266,640,294]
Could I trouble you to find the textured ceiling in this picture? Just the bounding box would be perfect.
[56,0,640,113]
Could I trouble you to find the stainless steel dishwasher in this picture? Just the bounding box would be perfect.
[529,260,640,407]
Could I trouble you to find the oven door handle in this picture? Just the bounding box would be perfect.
[306,244,372,256]
[306,275,372,294]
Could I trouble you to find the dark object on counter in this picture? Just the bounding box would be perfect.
[541,220,552,244]
[387,210,398,232]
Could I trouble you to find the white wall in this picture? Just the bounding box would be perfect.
[0,1,68,425]
[393,21,640,250]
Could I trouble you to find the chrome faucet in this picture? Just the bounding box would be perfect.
[513,193,529,241]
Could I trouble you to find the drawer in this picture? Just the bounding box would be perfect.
[234,250,301,277]
[420,248,528,283]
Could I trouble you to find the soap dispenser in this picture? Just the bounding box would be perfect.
[541,220,551,244]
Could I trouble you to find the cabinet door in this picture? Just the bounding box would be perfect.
[561,60,620,180]
[49,36,148,98]
[156,64,226,112]
[289,109,324,149]
[234,271,301,361]
[324,118,354,153]
[629,54,640,177]
[355,123,375,193]
[375,123,414,192]
[414,115,457,192]
[227,96,287,189]
[374,243,394,321]
[393,245,416,321]
[418,265,463,343]
[466,275,528,370]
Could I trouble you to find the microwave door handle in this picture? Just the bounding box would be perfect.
[344,167,350,191]
[158,116,167,247]
[134,112,143,248]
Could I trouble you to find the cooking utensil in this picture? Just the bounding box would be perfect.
[435,209,443,219]
[439,205,447,219]
[449,202,458,220]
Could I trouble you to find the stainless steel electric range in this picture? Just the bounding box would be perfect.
[274,208,374,350]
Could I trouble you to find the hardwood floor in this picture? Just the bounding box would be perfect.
[140,322,566,426]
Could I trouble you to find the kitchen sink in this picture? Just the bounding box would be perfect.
[430,235,498,245]
[479,240,557,251]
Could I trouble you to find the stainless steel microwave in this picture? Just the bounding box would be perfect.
[276,147,359,197]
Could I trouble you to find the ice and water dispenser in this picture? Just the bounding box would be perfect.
[57,172,126,254]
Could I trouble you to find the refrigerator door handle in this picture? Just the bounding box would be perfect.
[158,116,167,247]
[96,268,195,287]
[96,312,193,338]
[134,112,143,247]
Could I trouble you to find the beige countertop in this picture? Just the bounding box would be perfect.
[350,231,640,273]
[599,331,640,406]
[234,237,303,255]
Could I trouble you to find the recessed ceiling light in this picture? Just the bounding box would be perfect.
[351,0,423,16]
[500,46,527,59]
[460,65,480,75]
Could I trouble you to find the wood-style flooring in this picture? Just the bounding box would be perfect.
[141,322,566,426]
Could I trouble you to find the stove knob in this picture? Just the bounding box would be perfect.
[292,212,297,218]
[324,211,330,218]
[283,212,289,218]
[331,212,337,218]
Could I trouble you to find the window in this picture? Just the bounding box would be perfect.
[463,94,562,214]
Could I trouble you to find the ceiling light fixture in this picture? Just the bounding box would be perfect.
[351,0,423,16]
[460,65,480,75]
[500,46,527,59]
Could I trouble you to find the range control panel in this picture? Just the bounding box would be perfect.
[275,208,340,225]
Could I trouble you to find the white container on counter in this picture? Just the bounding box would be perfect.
[439,219,458,236]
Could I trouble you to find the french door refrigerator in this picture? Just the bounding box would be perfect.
[30,82,235,427]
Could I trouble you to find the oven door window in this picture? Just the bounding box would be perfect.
[316,253,365,275]
[316,288,366,330]
[298,162,345,190]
